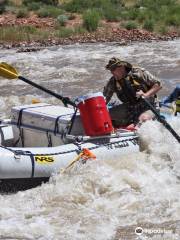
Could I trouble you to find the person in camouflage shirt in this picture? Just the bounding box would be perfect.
[103,57,162,127]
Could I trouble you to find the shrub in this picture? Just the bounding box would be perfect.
[55,25,87,37]
[166,15,180,26]
[124,21,138,30]
[37,6,64,18]
[103,5,120,22]
[57,14,69,26]
[21,25,37,34]
[34,29,50,40]
[126,8,139,20]
[143,19,155,31]
[4,5,17,13]
[0,26,26,42]
[119,10,129,20]
[0,0,8,14]
[16,9,29,18]
[74,26,87,34]
[0,25,37,42]
[26,2,41,11]
[137,10,147,23]
[83,9,100,32]
[119,8,141,21]
[55,27,74,38]
[137,0,176,8]
[0,26,52,42]
[0,5,5,14]
[63,0,123,13]
[44,0,58,5]
[158,25,168,35]
[23,0,58,6]
[68,14,76,20]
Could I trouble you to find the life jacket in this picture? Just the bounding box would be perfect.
[114,72,150,104]
[175,96,180,114]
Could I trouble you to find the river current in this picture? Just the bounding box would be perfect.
[0,40,180,240]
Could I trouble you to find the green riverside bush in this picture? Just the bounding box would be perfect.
[103,5,120,22]
[124,21,138,30]
[126,8,139,20]
[63,0,123,13]
[21,25,37,34]
[37,6,64,18]
[55,27,74,38]
[26,2,41,11]
[57,15,69,26]
[0,0,8,14]
[143,19,155,31]
[166,15,180,26]
[1,0,180,39]
[83,9,100,32]
[74,26,87,34]
[16,9,29,18]
[158,25,168,35]
[23,0,58,6]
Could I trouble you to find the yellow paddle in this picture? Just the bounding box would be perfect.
[0,62,19,79]
[0,62,76,107]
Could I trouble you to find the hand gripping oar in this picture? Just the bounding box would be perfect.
[0,62,76,107]
[142,97,180,143]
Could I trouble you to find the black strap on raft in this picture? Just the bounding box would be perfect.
[54,116,60,135]
[13,126,24,147]
[20,128,24,147]
[29,154,35,178]
[13,150,35,178]
[16,105,52,147]
[54,113,74,135]
[17,108,25,127]
[16,109,26,147]
[3,148,35,177]
[68,108,78,134]
[17,104,52,127]
[46,131,52,147]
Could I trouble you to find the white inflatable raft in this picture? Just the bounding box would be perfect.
[0,99,139,192]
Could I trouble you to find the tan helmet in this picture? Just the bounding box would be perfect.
[106,57,132,72]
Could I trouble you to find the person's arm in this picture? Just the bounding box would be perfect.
[136,69,162,98]
[103,77,115,104]
[139,83,162,98]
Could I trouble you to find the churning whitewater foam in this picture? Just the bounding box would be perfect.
[0,118,179,240]
[0,40,180,239]
[0,39,180,99]
[0,95,60,119]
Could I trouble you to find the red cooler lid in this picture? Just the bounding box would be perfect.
[76,92,104,105]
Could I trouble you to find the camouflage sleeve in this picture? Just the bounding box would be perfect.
[103,77,115,103]
[132,67,161,87]
[141,69,161,87]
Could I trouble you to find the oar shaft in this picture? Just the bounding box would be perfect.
[142,98,180,143]
[19,76,76,107]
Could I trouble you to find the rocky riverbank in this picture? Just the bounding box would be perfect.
[0,13,179,51]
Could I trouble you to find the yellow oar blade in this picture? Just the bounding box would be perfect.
[0,62,19,79]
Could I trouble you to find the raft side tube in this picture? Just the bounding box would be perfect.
[0,136,139,179]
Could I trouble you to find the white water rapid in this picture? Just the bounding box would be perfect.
[0,40,180,240]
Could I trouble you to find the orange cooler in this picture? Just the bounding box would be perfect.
[77,92,113,136]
